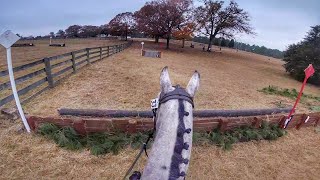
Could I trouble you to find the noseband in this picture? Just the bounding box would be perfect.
[159,85,194,108]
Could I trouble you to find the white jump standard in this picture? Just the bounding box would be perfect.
[0,30,31,132]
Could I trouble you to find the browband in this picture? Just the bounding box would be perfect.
[159,85,194,108]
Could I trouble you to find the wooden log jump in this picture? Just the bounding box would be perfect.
[27,111,320,135]
[58,107,292,118]
[142,50,161,58]
[12,43,34,47]
[49,43,65,47]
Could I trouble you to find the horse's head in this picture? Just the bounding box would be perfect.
[142,66,200,179]
[158,66,200,114]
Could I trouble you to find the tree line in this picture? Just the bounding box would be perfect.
[21,0,283,59]
[23,0,255,51]
[193,36,284,58]
[283,25,320,85]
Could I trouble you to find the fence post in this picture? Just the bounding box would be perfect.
[86,48,90,64]
[107,46,110,57]
[100,47,102,60]
[71,52,76,72]
[44,58,54,88]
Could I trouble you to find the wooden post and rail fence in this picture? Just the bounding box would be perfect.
[0,41,132,107]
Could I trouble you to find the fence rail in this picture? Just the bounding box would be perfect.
[0,41,132,107]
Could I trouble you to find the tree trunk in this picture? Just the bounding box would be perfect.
[166,37,170,49]
[155,36,159,43]
[125,25,128,41]
[207,35,213,51]
[182,39,185,48]
[125,30,128,41]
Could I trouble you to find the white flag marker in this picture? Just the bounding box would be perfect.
[0,30,31,133]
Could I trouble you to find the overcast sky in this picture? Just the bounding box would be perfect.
[0,0,319,51]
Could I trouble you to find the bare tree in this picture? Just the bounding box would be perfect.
[108,12,135,41]
[194,0,254,51]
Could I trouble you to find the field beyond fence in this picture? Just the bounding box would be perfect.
[0,41,132,107]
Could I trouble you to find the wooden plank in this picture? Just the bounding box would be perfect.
[0,78,47,106]
[73,49,86,54]
[0,59,43,77]
[75,59,87,67]
[58,108,291,118]
[52,65,73,78]
[74,53,87,61]
[44,58,54,88]
[101,52,108,57]
[47,52,72,61]
[87,47,100,50]
[88,54,100,61]
[0,68,45,90]
[51,59,72,69]
[89,50,100,55]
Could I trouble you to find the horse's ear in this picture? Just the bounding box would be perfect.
[160,66,173,93]
[186,70,200,97]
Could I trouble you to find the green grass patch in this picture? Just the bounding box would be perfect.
[37,123,153,156]
[258,85,320,101]
[193,121,286,150]
[38,121,286,155]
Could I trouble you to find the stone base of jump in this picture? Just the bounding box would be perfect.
[26,111,320,135]
[23,107,320,135]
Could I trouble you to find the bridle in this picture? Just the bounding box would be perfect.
[159,85,194,108]
[124,85,194,180]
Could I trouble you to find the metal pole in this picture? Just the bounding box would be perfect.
[6,47,31,132]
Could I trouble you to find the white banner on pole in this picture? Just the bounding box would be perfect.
[0,30,31,133]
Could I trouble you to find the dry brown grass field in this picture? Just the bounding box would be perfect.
[1,118,319,180]
[19,40,320,116]
[1,39,320,180]
[0,38,121,70]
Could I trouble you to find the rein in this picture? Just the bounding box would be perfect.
[123,85,194,180]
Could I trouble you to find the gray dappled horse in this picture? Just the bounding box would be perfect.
[141,67,200,180]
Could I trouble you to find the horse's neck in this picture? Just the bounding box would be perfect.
[142,100,193,180]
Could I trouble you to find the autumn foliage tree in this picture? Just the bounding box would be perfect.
[134,2,164,43]
[135,0,193,49]
[65,25,82,38]
[108,12,135,41]
[194,0,253,51]
[173,23,195,48]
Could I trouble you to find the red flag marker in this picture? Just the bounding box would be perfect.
[283,64,315,129]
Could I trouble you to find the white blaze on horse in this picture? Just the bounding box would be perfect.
[141,67,200,180]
